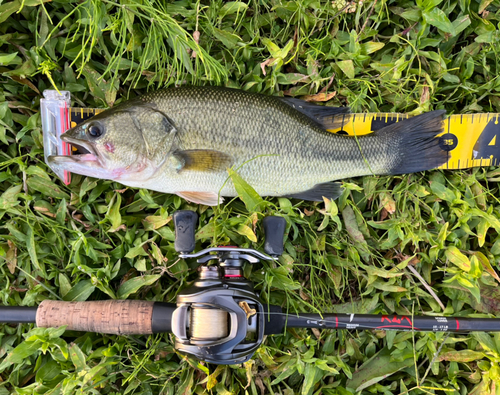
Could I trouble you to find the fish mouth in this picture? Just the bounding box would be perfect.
[59,135,100,162]
[47,136,114,179]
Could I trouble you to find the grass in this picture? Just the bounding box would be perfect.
[1,0,500,393]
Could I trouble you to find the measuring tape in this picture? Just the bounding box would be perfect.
[330,112,500,170]
[68,107,105,128]
[41,90,499,185]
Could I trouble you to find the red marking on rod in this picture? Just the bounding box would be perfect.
[224,275,242,278]
[455,319,460,331]
[381,315,413,326]
[335,316,338,328]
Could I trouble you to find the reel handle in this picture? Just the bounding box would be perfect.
[263,216,286,256]
[173,210,198,253]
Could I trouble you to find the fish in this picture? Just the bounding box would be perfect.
[47,86,447,206]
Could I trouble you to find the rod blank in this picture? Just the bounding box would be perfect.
[3,304,500,338]
[0,306,37,324]
[285,313,500,333]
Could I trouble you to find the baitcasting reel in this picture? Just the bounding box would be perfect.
[3,210,500,365]
[169,210,287,364]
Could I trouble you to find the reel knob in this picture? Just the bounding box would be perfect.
[173,210,198,253]
[263,216,286,257]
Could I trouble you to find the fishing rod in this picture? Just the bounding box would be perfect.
[2,210,500,365]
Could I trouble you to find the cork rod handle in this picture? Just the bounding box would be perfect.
[36,300,154,335]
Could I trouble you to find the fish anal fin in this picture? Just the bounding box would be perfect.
[280,97,350,130]
[173,150,233,172]
[177,191,223,206]
[287,182,343,201]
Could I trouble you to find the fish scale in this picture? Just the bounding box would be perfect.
[48,86,447,205]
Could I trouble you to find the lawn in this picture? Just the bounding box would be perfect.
[1,0,500,394]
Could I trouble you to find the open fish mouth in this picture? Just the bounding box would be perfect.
[57,134,100,163]
[46,135,115,179]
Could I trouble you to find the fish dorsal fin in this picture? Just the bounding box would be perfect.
[287,182,343,201]
[177,191,223,206]
[171,150,233,172]
[280,98,350,130]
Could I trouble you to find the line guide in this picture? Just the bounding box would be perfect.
[41,90,500,185]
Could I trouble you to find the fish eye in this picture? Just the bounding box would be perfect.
[87,123,104,138]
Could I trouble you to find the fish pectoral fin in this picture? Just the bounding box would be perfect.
[287,182,343,201]
[280,98,350,130]
[173,150,233,172]
[177,191,223,206]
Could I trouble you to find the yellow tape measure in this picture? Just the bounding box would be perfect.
[70,108,500,170]
[69,107,105,128]
[330,112,500,170]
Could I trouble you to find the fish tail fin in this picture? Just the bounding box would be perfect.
[377,110,448,174]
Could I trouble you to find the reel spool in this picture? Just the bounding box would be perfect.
[190,306,229,340]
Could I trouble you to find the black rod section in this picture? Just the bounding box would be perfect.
[0,306,38,324]
[284,313,500,333]
[151,303,176,333]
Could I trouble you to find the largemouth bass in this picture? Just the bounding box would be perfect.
[48,86,447,205]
